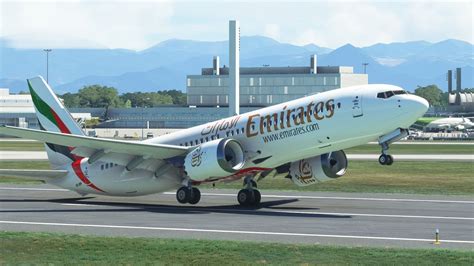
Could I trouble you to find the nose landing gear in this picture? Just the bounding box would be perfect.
[378,128,409,166]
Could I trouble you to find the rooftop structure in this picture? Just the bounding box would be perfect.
[186,55,368,107]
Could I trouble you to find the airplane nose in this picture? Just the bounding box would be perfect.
[410,95,429,115]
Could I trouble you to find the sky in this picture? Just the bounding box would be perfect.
[1,0,473,50]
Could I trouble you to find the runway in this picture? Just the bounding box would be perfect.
[0,184,473,250]
[1,151,473,161]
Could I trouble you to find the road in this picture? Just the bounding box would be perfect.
[1,151,473,161]
[0,184,473,250]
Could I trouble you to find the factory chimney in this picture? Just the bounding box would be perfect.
[310,54,318,74]
[229,20,240,116]
[213,56,220,75]
[456,67,462,92]
[447,70,452,93]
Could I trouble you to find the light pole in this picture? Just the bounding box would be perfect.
[43,49,52,83]
[362,62,369,74]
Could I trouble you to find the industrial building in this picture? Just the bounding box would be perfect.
[0,88,38,129]
[447,68,473,112]
[187,55,368,107]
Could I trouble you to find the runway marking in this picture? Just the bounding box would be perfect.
[1,187,473,204]
[1,220,473,244]
[1,205,471,221]
[0,187,68,192]
[61,203,100,207]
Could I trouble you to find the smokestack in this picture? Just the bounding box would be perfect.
[229,20,240,116]
[447,70,452,93]
[310,54,317,74]
[213,56,220,75]
[456,67,462,92]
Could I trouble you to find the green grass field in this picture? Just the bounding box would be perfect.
[346,143,474,154]
[1,231,472,265]
[1,160,472,195]
[1,141,473,153]
[0,141,44,151]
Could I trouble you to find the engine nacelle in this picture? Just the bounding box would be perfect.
[289,150,348,187]
[184,138,245,181]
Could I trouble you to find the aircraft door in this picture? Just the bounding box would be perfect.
[352,94,363,117]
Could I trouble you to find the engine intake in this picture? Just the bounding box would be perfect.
[289,150,348,187]
[184,138,245,181]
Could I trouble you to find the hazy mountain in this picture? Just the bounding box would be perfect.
[1,36,472,93]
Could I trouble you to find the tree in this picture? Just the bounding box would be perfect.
[159,90,187,105]
[414,85,443,107]
[77,85,122,108]
[61,92,81,108]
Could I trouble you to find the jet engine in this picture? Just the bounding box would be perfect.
[289,150,348,187]
[183,138,245,181]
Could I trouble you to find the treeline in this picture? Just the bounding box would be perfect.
[58,85,187,108]
[414,85,474,107]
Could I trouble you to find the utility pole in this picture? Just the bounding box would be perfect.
[43,49,52,83]
[362,62,369,74]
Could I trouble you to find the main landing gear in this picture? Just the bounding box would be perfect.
[176,185,201,205]
[378,128,409,166]
[237,177,261,207]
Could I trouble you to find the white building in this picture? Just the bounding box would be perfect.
[187,55,368,107]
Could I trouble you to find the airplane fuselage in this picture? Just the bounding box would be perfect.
[50,84,428,196]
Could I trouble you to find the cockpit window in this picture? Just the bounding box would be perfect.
[377,90,407,99]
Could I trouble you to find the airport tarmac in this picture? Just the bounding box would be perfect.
[1,151,473,161]
[0,184,473,250]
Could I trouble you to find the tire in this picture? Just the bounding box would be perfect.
[386,155,394,165]
[237,189,253,206]
[378,154,387,165]
[188,187,201,205]
[176,187,190,204]
[253,190,261,206]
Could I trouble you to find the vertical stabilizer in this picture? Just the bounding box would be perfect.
[27,76,84,166]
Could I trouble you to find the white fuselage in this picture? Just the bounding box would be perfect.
[51,84,428,196]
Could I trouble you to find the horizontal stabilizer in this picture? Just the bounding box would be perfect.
[0,169,68,181]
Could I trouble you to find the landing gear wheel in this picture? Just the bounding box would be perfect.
[188,187,201,205]
[253,189,261,205]
[237,189,261,207]
[386,155,394,165]
[238,189,252,206]
[378,154,388,165]
[176,187,191,204]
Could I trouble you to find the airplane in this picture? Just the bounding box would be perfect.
[0,76,428,206]
[425,117,474,132]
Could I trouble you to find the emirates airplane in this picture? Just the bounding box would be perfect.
[0,76,428,206]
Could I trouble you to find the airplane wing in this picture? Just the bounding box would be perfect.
[0,126,190,162]
[0,169,68,181]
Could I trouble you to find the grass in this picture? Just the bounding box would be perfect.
[1,160,473,195]
[416,117,445,126]
[1,231,473,265]
[0,141,44,151]
[345,143,474,154]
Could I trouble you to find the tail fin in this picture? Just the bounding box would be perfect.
[27,76,84,166]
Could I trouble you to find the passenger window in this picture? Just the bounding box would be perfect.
[205,137,209,142]
[101,165,104,170]
[105,164,108,169]
[185,142,188,146]
[241,128,244,134]
[236,129,240,134]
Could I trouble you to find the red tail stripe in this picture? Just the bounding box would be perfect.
[51,108,71,134]
[71,159,105,193]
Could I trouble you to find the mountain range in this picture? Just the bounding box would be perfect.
[1,36,472,94]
